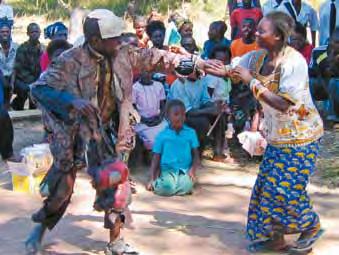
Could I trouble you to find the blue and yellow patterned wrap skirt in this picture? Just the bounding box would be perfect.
[247,141,320,241]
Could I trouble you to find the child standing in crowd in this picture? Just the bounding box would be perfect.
[228,0,261,15]
[133,16,149,48]
[289,22,313,64]
[231,18,259,59]
[147,100,200,196]
[132,69,167,151]
[201,21,231,59]
[230,0,262,40]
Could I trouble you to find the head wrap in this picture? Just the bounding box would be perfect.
[0,17,13,30]
[44,22,68,39]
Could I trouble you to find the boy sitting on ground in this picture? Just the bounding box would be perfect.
[146,100,200,196]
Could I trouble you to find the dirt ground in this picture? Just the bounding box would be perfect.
[0,120,339,255]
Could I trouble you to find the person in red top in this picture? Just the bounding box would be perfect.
[230,0,263,40]
[289,22,313,64]
[133,16,149,48]
[231,18,259,59]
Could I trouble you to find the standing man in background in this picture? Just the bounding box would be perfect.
[319,0,339,45]
[277,0,319,46]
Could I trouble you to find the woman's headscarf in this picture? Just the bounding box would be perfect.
[0,17,13,29]
[44,22,68,39]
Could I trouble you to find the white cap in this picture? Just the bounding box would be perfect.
[86,9,126,39]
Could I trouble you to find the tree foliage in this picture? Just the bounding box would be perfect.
[9,0,189,18]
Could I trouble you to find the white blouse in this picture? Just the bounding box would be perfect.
[239,47,323,147]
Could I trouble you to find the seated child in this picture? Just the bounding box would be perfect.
[132,70,167,150]
[204,44,232,103]
[289,22,314,64]
[201,21,231,59]
[147,100,200,196]
[170,70,230,163]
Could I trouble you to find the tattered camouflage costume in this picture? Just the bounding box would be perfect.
[30,43,183,229]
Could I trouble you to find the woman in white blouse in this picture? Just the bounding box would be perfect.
[212,11,324,253]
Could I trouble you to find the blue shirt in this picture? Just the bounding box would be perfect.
[153,124,199,173]
[201,38,231,59]
[169,78,212,112]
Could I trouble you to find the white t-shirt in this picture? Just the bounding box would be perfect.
[0,3,13,20]
[262,0,281,15]
[319,0,339,45]
[132,80,166,118]
[277,0,319,31]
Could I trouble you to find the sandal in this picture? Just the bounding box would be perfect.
[105,238,139,255]
[289,227,324,253]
